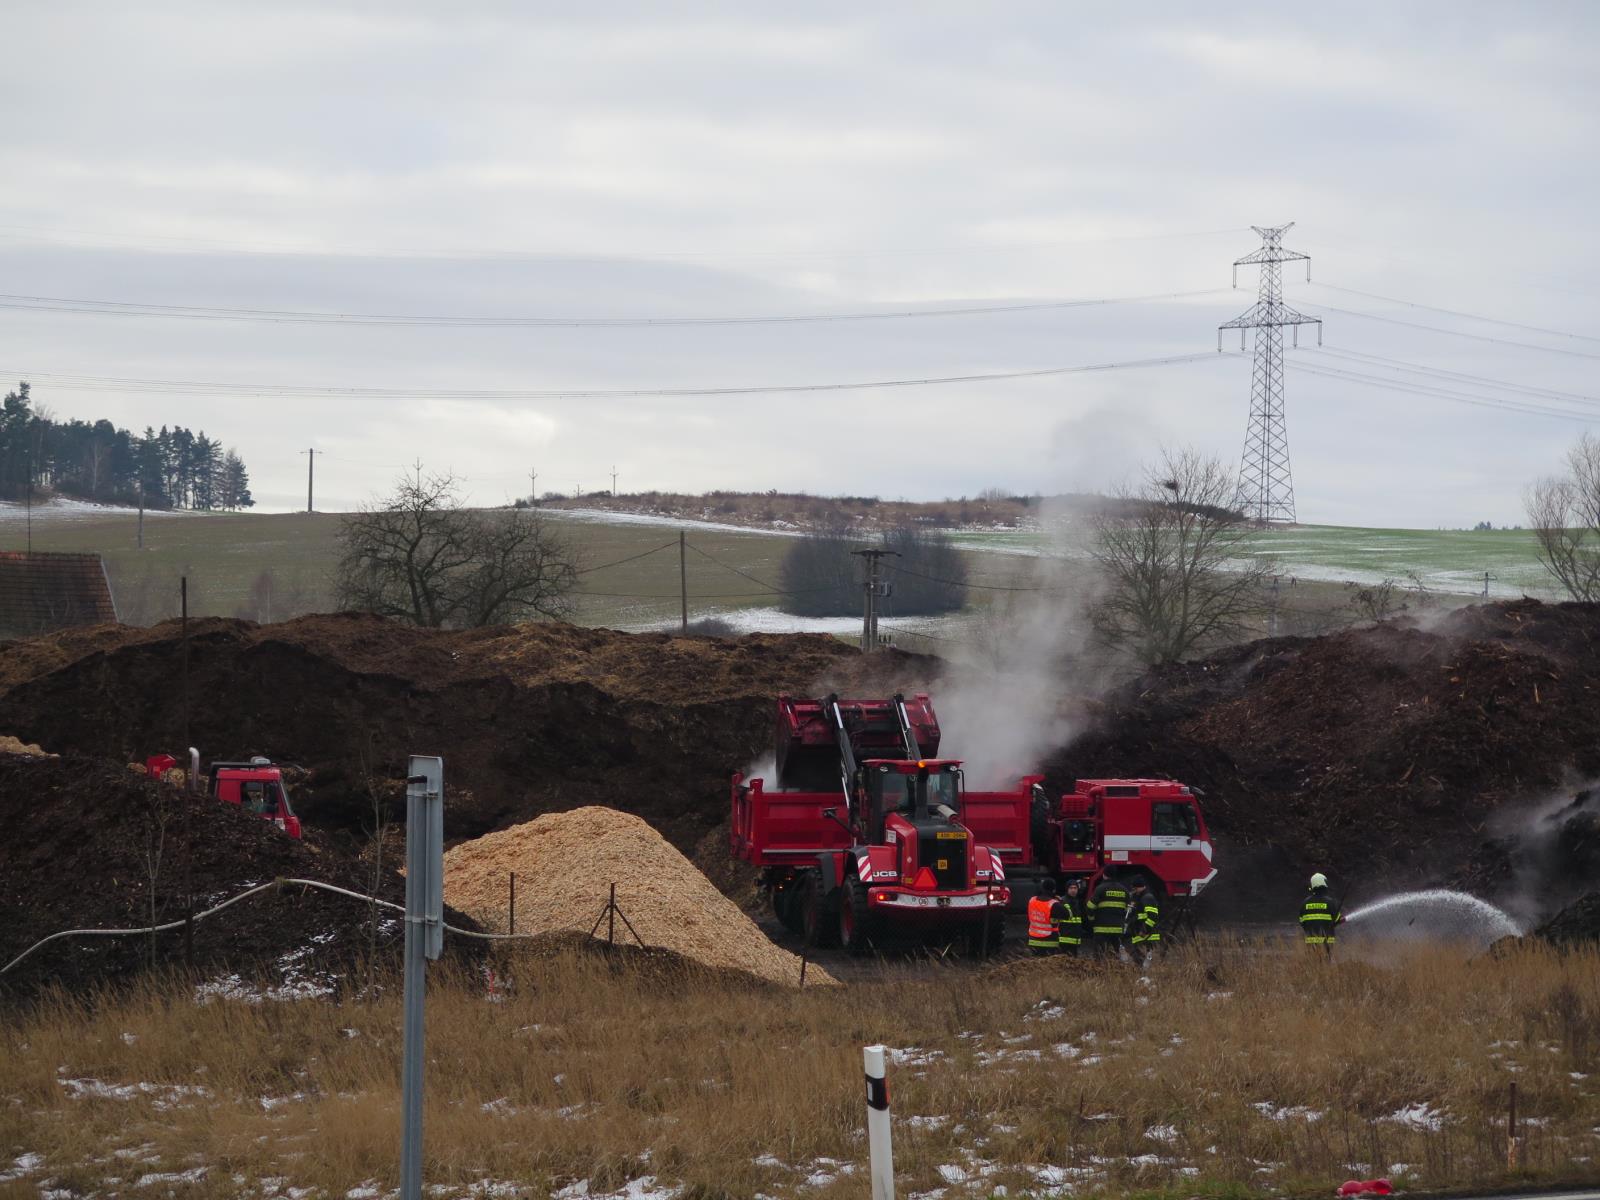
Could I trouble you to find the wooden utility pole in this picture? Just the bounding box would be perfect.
[852,549,898,652]
[611,465,618,495]
[679,531,688,632]
[137,478,145,550]
[300,448,318,513]
[529,466,538,506]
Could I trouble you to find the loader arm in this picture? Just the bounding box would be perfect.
[893,692,923,760]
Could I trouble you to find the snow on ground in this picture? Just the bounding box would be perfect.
[0,498,199,523]
[630,605,958,639]
[549,508,802,539]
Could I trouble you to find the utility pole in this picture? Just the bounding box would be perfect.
[137,477,145,550]
[300,447,318,513]
[24,447,32,555]
[1483,571,1495,599]
[529,466,538,506]
[1219,224,1322,524]
[679,531,688,632]
[852,549,898,653]
[611,465,618,496]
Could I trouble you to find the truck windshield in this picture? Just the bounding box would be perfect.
[240,781,278,817]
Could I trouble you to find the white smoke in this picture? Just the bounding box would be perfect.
[935,497,1114,788]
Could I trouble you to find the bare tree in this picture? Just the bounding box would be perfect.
[1089,448,1272,665]
[1527,433,1600,601]
[335,469,578,627]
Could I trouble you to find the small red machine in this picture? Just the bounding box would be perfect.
[142,751,303,840]
[731,694,1009,954]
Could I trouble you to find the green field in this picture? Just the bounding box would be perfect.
[0,506,1556,645]
[950,522,1554,600]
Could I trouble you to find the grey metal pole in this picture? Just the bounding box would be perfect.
[307,447,314,514]
[400,756,444,1200]
[679,532,688,633]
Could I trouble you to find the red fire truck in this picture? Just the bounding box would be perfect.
[732,694,1217,951]
[142,751,304,840]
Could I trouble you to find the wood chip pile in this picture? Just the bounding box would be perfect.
[0,734,51,756]
[443,806,834,987]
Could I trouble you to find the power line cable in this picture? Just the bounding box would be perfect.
[881,559,1055,593]
[1307,346,1600,408]
[3,350,1237,402]
[1306,283,1600,345]
[686,541,787,591]
[1298,303,1600,362]
[575,539,680,576]
[0,287,1233,328]
[1287,360,1595,423]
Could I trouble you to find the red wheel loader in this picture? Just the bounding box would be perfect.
[731,693,1009,954]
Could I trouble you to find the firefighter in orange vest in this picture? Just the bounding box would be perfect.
[1027,877,1065,956]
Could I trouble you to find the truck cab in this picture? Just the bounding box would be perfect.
[210,759,303,840]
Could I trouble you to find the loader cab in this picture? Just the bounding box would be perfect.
[861,759,962,841]
[209,759,303,840]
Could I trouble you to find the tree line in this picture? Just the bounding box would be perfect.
[0,381,254,510]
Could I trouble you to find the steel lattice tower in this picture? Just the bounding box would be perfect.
[1218,224,1322,524]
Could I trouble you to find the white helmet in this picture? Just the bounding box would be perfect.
[1309,872,1328,889]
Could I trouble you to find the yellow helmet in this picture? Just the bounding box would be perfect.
[1309,872,1328,889]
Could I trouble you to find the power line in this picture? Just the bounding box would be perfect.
[1306,283,1600,345]
[882,560,1055,593]
[3,350,1236,402]
[575,539,679,576]
[0,287,1233,328]
[1287,359,1595,423]
[0,222,1248,263]
[1299,303,1600,362]
[686,542,786,591]
[1308,346,1600,409]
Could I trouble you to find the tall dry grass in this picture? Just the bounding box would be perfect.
[1,940,1597,1199]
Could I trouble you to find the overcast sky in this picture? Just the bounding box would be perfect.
[2,2,1596,526]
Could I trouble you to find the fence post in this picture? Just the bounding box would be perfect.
[1507,1081,1519,1170]
[508,872,516,936]
[863,1044,894,1200]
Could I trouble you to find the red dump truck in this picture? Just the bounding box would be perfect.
[731,693,1217,951]
[143,751,304,840]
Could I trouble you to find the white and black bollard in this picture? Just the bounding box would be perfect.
[863,1045,895,1200]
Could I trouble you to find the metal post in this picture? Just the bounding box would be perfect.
[529,467,538,506]
[25,447,32,554]
[508,872,516,935]
[1507,1081,1519,1169]
[306,447,315,513]
[181,578,190,752]
[863,1045,895,1200]
[400,755,444,1200]
[679,531,688,633]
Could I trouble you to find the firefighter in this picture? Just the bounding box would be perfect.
[1057,877,1087,956]
[1128,876,1161,965]
[1300,872,1343,957]
[1088,873,1131,959]
[1027,877,1064,955]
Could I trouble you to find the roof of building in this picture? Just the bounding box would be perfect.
[0,551,118,639]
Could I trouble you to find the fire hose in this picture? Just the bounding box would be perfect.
[1,877,549,977]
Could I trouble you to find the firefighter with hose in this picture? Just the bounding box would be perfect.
[1027,877,1066,956]
[1057,877,1087,957]
[1128,876,1161,965]
[1088,874,1131,959]
[1299,872,1344,957]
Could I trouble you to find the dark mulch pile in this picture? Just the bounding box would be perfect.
[0,753,478,998]
[1049,600,1600,913]
[1534,892,1600,946]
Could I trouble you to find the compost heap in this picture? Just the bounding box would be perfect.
[0,753,477,997]
[1051,599,1600,916]
[444,806,833,986]
[0,613,936,854]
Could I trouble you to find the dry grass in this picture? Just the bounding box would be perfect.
[1,941,1598,1200]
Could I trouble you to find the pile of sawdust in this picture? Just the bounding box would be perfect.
[0,734,51,756]
[444,806,834,987]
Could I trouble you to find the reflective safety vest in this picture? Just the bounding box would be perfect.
[1130,894,1161,945]
[1089,882,1129,935]
[1300,891,1337,944]
[1027,896,1059,948]
[1057,895,1085,946]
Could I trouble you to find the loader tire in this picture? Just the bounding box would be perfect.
[839,876,872,955]
[772,880,805,935]
[800,872,838,949]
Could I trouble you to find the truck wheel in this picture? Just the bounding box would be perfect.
[839,876,872,955]
[772,880,805,935]
[966,914,1005,958]
[801,872,839,948]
